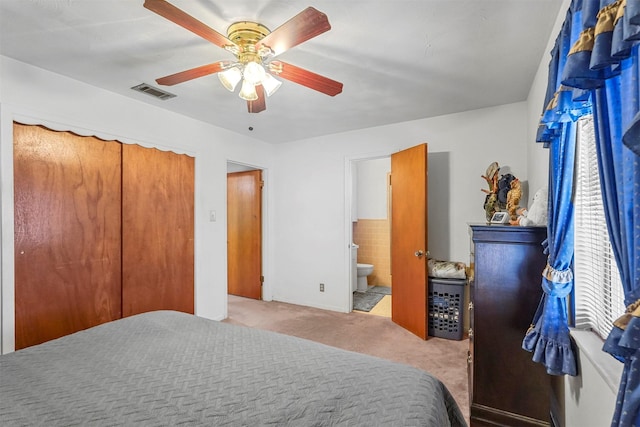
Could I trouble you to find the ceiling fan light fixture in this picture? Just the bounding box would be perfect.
[146,3,342,112]
[239,79,258,101]
[262,73,282,97]
[243,61,266,85]
[218,66,242,92]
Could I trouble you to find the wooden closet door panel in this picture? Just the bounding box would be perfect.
[14,123,122,350]
[122,144,194,316]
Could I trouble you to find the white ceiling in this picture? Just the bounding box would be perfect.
[0,0,563,144]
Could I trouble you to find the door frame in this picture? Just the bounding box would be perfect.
[226,161,271,302]
[343,150,394,313]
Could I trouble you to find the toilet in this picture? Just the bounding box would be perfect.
[356,263,374,292]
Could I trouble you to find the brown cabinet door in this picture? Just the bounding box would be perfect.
[14,124,122,349]
[470,225,550,426]
[391,143,429,339]
[121,144,194,316]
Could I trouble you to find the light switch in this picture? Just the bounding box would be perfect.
[209,210,216,222]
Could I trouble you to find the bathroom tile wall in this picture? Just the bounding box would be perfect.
[353,219,391,287]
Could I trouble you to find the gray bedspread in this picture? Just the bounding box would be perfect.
[1,310,466,426]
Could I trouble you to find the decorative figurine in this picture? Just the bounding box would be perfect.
[481,162,500,221]
[506,178,522,220]
[497,173,516,210]
[481,162,524,224]
[510,186,548,226]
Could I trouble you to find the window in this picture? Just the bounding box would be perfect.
[573,115,626,339]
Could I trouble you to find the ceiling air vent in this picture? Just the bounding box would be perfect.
[131,83,176,100]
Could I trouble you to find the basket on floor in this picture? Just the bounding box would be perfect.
[428,278,466,340]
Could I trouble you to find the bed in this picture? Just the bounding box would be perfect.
[0,310,466,426]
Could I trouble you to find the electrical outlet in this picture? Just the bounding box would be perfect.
[319,283,325,292]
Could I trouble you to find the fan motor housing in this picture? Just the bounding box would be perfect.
[227,22,270,52]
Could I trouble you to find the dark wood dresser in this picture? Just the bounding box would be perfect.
[468,225,550,426]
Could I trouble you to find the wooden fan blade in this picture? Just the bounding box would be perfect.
[144,0,236,49]
[156,62,227,86]
[255,7,331,57]
[247,85,266,113]
[270,61,343,96]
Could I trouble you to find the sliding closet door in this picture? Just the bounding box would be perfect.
[14,123,122,350]
[121,144,194,316]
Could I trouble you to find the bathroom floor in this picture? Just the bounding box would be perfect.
[354,285,391,318]
[363,295,391,317]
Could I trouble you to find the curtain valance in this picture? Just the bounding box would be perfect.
[560,0,640,154]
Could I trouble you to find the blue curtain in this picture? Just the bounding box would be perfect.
[597,68,640,427]
[522,120,578,376]
[546,0,640,425]
[522,1,589,377]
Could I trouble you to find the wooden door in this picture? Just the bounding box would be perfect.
[122,144,194,316]
[390,143,429,339]
[227,170,262,299]
[14,123,122,349]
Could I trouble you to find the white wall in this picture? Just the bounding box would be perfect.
[0,56,275,353]
[525,37,553,201]
[356,157,390,219]
[271,102,530,312]
[559,331,621,427]
[525,1,571,201]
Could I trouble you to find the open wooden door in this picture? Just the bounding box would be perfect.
[227,170,263,299]
[391,143,428,339]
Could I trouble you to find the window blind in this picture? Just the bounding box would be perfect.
[574,116,626,340]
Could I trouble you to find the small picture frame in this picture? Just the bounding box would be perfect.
[490,211,510,224]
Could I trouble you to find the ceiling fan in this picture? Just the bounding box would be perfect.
[143,0,344,113]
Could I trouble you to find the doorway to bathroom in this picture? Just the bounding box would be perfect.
[351,156,392,318]
[227,162,263,300]
[348,143,430,340]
